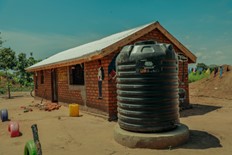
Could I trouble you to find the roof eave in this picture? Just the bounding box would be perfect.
[26,50,103,72]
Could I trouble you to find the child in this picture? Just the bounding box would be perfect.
[214,67,218,78]
[219,66,223,78]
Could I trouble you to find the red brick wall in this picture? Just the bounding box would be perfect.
[34,68,84,104]
[178,61,190,104]
[85,58,110,112]
[34,70,52,100]
[85,53,119,117]
[105,52,119,118]
[56,67,84,104]
[34,28,190,118]
[132,29,182,54]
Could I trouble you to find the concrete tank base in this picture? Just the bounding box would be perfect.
[114,124,189,149]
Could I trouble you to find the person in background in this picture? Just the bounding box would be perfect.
[205,68,210,79]
[219,65,223,78]
[108,53,119,81]
[193,68,196,73]
[188,68,192,74]
[199,67,203,75]
[214,67,218,78]
[109,69,116,80]
[226,65,230,72]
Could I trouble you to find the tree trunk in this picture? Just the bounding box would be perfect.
[6,70,11,99]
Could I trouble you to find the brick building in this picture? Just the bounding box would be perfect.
[27,21,196,119]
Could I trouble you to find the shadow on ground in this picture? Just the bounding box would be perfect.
[180,104,222,118]
[177,130,222,149]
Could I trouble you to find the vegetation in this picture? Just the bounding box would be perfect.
[188,71,210,83]
[0,32,3,47]
[196,63,208,71]
[0,48,17,98]
[188,62,218,83]
[15,52,38,86]
[0,33,39,97]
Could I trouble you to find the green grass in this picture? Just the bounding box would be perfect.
[0,86,31,94]
[188,71,210,83]
[0,71,33,94]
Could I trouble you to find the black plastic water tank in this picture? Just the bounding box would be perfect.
[116,40,179,133]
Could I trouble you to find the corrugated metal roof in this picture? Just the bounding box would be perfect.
[27,22,152,70]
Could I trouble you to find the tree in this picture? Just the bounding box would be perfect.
[16,53,28,86]
[0,48,17,98]
[0,32,3,47]
[0,33,39,96]
[15,52,38,86]
[196,63,208,71]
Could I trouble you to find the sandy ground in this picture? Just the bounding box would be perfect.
[190,66,232,100]
[0,92,232,155]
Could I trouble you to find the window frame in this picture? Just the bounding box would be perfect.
[69,63,85,86]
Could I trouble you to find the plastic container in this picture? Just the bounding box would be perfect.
[69,104,79,117]
[24,140,37,155]
[116,40,179,133]
[1,109,8,122]
[8,121,20,137]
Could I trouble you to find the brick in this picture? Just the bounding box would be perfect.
[34,28,191,117]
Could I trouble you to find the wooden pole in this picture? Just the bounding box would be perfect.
[31,124,42,155]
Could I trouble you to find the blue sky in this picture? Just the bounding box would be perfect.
[0,0,231,66]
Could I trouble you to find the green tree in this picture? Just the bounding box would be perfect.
[0,32,3,47]
[196,63,208,71]
[0,48,17,98]
[15,52,38,86]
[16,53,28,86]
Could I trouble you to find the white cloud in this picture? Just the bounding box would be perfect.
[201,55,211,60]
[184,35,190,40]
[215,50,223,55]
[185,44,192,49]
[199,47,207,50]
[194,50,212,64]
[195,52,203,57]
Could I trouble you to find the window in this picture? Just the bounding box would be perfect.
[69,64,85,85]
[40,71,44,84]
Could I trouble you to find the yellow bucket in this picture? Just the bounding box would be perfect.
[69,104,79,117]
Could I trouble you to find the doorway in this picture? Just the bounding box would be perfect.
[51,69,58,102]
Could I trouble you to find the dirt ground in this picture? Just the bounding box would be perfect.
[190,65,232,100]
[0,92,232,155]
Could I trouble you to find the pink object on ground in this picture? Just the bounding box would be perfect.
[8,122,20,137]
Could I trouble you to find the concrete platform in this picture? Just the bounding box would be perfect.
[114,123,189,149]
